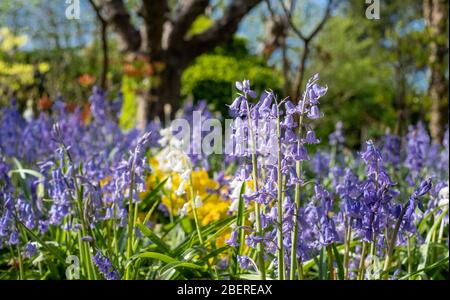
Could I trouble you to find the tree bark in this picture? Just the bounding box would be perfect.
[280,0,333,102]
[97,0,262,126]
[148,59,185,121]
[292,40,309,101]
[424,0,449,144]
[89,0,109,89]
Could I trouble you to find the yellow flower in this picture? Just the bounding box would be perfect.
[144,157,231,226]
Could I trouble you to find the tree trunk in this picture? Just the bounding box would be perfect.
[135,62,184,129]
[148,61,184,121]
[424,0,449,144]
[99,21,109,89]
[292,40,309,102]
[393,54,407,136]
[99,0,263,125]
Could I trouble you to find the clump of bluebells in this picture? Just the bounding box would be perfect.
[0,79,448,280]
[224,77,448,280]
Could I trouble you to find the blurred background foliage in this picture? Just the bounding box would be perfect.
[0,0,448,149]
[181,36,283,116]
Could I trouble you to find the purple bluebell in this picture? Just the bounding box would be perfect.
[92,251,120,280]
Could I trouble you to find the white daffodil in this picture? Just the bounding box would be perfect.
[229,198,239,213]
[180,169,191,181]
[230,178,244,199]
[175,179,187,196]
[166,176,172,190]
[438,186,449,208]
[194,195,203,208]
[158,127,173,147]
[179,202,189,217]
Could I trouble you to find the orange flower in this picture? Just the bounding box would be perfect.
[123,63,141,77]
[65,102,77,113]
[81,102,92,124]
[37,96,53,111]
[123,55,155,77]
[78,74,96,86]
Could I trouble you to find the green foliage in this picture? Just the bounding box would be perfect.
[119,76,138,130]
[308,16,396,148]
[0,27,50,106]
[182,38,283,116]
[188,15,213,35]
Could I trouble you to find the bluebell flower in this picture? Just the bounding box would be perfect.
[236,80,257,99]
[92,251,120,280]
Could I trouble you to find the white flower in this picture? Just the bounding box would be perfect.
[170,137,184,149]
[194,195,203,208]
[179,202,189,217]
[230,179,243,199]
[156,148,172,172]
[180,169,191,181]
[175,180,187,196]
[438,186,449,208]
[229,198,239,213]
[166,176,172,190]
[158,127,173,147]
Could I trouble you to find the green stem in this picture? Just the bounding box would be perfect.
[16,244,24,280]
[125,174,135,280]
[106,219,114,263]
[112,205,119,268]
[357,242,368,280]
[66,216,72,255]
[276,109,285,280]
[77,231,94,280]
[290,93,307,280]
[326,244,335,280]
[245,100,266,280]
[437,215,446,244]
[407,237,413,276]
[132,202,140,252]
[75,192,96,280]
[297,261,304,280]
[189,177,204,246]
[383,203,407,279]
[344,216,352,280]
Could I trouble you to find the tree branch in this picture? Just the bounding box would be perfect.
[140,0,169,58]
[184,0,263,60]
[89,0,106,24]
[280,0,306,40]
[166,0,210,49]
[306,0,333,41]
[100,0,141,52]
[89,0,109,88]
[281,0,333,42]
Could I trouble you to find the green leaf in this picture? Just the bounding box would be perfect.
[240,273,275,280]
[201,246,230,262]
[173,214,239,256]
[332,243,345,280]
[237,182,246,256]
[136,252,176,264]
[138,224,172,255]
[160,261,205,274]
[140,177,168,210]
[318,247,326,280]
[8,168,44,179]
[17,220,66,264]
[418,208,448,271]
[400,254,449,280]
